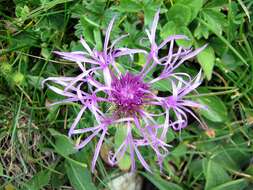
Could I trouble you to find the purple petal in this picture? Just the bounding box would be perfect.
[91,129,107,172]
[104,17,115,53]
[150,9,160,44]
[158,35,188,50]
[75,128,101,150]
[68,106,87,137]
[114,48,147,57]
[134,145,151,172]
[80,36,93,55]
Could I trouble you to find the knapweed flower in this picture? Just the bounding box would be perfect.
[43,10,207,172]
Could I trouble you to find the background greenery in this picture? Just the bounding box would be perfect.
[0,0,253,189]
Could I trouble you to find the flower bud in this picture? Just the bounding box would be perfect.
[12,72,25,86]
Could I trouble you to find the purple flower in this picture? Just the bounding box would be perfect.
[43,10,206,172]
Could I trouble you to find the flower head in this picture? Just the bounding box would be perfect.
[43,10,206,172]
[111,72,149,114]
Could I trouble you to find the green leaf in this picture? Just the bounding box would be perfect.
[212,146,250,171]
[196,44,215,80]
[201,9,226,36]
[161,22,193,47]
[171,143,187,157]
[221,51,244,71]
[194,90,228,122]
[166,4,192,26]
[136,53,146,66]
[189,159,204,180]
[48,128,77,156]
[76,16,96,45]
[211,178,248,190]
[176,26,193,47]
[166,128,176,143]
[194,22,210,39]
[118,0,142,12]
[205,0,228,8]
[203,159,231,190]
[15,5,29,18]
[143,0,162,26]
[152,79,172,92]
[22,170,52,190]
[176,0,203,21]
[141,172,183,190]
[65,160,97,190]
[115,124,131,171]
[160,21,176,40]
[93,28,102,51]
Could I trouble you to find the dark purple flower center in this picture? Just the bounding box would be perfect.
[111,72,149,113]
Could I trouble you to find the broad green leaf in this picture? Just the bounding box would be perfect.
[171,143,187,157]
[212,146,250,171]
[176,26,193,47]
[49,162,68,188]
[115,124,131,171]
[48,128,77,156]
[118,0,142,12]
[205,0,228,8]
[152,79,172,92]
[166,128,176,143]
[143,0,162,26]
[161,21,176,40]
[78,16,96,45]
[201,9,226,36]
[141,172,183,190]
[22,170,52,190]
[211,178,248,190]
[194,90,228,122]
[136,53,146,66]
[196,44,215,80]
[161,22,193,47]
[189,159,204,180]
[166,4,192,26]
[221,51,244,71]
[65,160,97,190]
[203,159,230,190]
[194,22,210,39]
[176,0,203,21]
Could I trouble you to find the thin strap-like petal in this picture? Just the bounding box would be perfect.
[68,106,87,137]
[91,129,107,172]
[104,17,115,53]
[80,36,93,55]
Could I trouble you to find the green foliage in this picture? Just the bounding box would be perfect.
[166,4,192,26]
[196,43,215,80]
[195,89,228,122]
[141,172,183,190]
[21,169,52,190]
[203,158,231,189]
[65,160,97,190]
[48,128,77,156]
[115,125,131,171]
